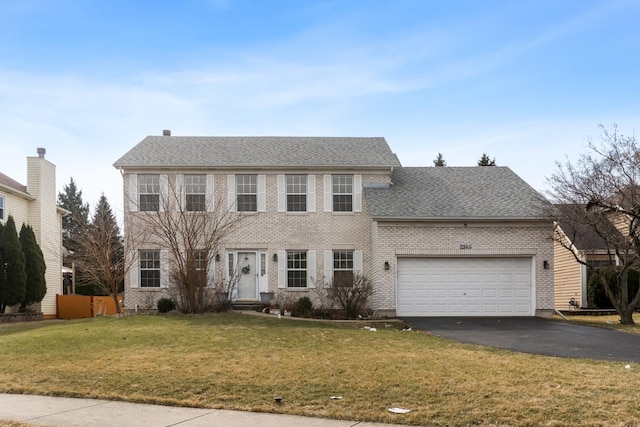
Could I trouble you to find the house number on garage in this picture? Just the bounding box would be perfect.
[459,244,472,250]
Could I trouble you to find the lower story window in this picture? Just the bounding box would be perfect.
[333,250,354,285]
[287,250,307,288]
[140,250,161,288]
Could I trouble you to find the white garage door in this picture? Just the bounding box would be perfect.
[397,257,532,316]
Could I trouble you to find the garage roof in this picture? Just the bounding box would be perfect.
[364,167,549,220]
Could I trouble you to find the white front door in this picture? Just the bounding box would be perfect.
[236,252,258,300]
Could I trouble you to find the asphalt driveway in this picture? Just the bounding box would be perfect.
[401,317,640,363]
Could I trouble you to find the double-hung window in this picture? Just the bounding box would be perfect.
[286,175,307,212]
[332,175,353,212]
[0,195,4,221]
[185,174,206,212]
[192,249,208,287]
[287,250,307,288]
[138,174,160,212]
[333,251,354,285]
[140,250,161,288]
[236,175,257,212]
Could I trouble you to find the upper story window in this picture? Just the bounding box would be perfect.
[286,175,307,212]
[333,250,354,284]
[236,174,257,212]
[139,249,161,288]
[0,195,4,221]
[139,174,160,212]
[332,175,353,212]
[185,174,206,212]
[287,250,307,288]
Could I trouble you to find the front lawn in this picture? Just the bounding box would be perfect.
[562,313,640,334]
[1,313,639,426]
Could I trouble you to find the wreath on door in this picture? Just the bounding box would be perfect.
[241,265,251,275]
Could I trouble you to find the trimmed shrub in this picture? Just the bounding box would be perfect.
[157,297,176,313]
[293,296,313,317]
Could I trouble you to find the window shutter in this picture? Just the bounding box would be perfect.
[130,254,139,288]
[307,175,316,212]
[277,174,285,212]
[307,250,316,288]
[353,175,362,213]
[277,250,286,288]
[227,175,236,212]
[206,174,215,212]
[354,250,363,275]
[175,174,184,211]
[323,175,332,212]
[258,174,266,212]
[160,249,169,288]
[129,174,138,212]
[207,252,215,287]
[324,250,333,284]
[159,174,168,212]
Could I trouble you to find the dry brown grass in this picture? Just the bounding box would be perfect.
[561,313,640,334]
[1,313,639,426]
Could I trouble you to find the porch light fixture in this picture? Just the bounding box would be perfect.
[273,253,278,262]
[543,260,549,270]
[384,261,390,270]
[215,253,220,262]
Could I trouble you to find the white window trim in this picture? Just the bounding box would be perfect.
[277,249,316,289]
[323,250,363,283]
[279,174,315,213]
[324,174,361,213]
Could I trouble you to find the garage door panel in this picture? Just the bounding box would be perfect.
[397,257,532,317]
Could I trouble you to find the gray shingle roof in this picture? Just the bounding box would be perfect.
[555,204,622,251]
[114,136,400,169]
[0,171,28,194]
[364,167,549,220]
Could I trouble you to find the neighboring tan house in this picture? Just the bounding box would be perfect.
[114,132,554,317]
[0,148,67,318]
[554,204,623,310]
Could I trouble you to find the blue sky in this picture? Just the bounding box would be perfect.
[1,0,639,218]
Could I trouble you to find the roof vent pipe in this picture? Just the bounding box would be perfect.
[163,129,171,136]
[37,147,46,159]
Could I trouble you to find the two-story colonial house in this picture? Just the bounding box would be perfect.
[114,132,554,317]
[0,148,67,318]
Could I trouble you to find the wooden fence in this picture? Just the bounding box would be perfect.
[56,295,123,319]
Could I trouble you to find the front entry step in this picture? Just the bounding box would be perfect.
[232,301,265,311]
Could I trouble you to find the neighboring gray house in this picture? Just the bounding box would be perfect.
[114,132,554,317]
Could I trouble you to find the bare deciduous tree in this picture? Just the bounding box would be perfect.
[76,195,129,314]
[547,125,640,324]
[133,176,243,313]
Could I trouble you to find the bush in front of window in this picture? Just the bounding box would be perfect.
[327,273,374,319]
[157,297,176,313]
[587,267,640,309]
[293,296,313,317]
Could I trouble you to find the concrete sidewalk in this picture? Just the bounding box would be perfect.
[0,394,408,427]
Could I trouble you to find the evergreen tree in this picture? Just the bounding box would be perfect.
[478,153,496,166]
[19,224,46,309]
[57,177,89,253]
[57,177,91,294]
[433,153,447,166]
[0,216,26,313]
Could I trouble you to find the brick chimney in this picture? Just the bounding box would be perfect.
[162,129,171,136]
